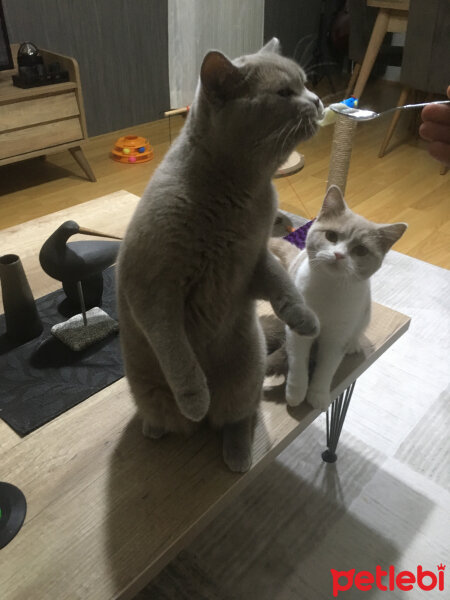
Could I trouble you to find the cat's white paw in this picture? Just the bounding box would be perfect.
[285,381,307,407]
[285,303,320,338]
[175,386,210,422]
[346,338,363,354]
[307,388,332,411]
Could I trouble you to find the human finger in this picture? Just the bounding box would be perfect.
[421,102,450,125]
[428,140,450,167]
[419,121,450,144]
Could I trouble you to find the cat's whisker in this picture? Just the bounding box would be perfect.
[280,118,304,157]
[267,121,289,149]
[290,118,304,146]
[276,122,293,147]
[293,34,316,65]
[280,124,296,156]
[304,61,337,78]
[273,122,295,158]
[309,256,328,271]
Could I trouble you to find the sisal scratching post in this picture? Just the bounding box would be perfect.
[326,114,357,194]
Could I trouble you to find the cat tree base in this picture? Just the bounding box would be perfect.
[275,151,304,177]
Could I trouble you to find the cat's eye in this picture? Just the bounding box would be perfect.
[325,231,338,243]
[353,245,369,257]
[277,88,295,98]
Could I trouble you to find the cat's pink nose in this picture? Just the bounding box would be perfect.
[334,252,345,260]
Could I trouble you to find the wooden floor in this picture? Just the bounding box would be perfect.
[1,81,449,268]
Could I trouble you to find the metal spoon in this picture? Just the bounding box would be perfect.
[329,100,450,121]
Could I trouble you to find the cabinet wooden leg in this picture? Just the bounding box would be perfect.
[69,146,96,182]
[345,63,361,98]
[378,86,410,158]
[353,9,390,100]
[408,89,420,135]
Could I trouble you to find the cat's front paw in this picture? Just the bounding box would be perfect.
[142,420,166,439]
[307,388,332,412]
[284,303,320,338]
[346,338,363,355]
[175,386,210,422]
[223,446,253,473]
[285,378,308,407]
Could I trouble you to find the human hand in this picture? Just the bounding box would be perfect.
[419,85,450,167]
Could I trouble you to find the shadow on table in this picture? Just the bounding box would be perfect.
[104,410,272,598]
[29,333,116,368]
[104,405,434,600]
[144,425,435,600]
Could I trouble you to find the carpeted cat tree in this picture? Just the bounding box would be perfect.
[326,113,358,194]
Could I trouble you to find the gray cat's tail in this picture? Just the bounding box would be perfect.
[260,313,288,376]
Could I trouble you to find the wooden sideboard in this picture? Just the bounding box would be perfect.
[0,44,95,181]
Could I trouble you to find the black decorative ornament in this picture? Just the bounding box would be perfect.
[12,41,69,89]
[0,254,43,346]
[39,220,121,311]
[0,482,27,549]
[39,221,121,351]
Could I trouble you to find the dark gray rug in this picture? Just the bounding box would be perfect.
[0,266,123,436]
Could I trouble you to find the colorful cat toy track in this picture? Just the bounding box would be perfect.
[111,135,154,164]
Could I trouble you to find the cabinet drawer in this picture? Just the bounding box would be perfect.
[0,92,80,133]
[0,117,83,159]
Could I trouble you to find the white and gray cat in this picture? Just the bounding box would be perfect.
[117,39,324,472]
[267,185,407,411]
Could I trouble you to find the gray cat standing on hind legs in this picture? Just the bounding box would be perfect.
[117,38,324,472]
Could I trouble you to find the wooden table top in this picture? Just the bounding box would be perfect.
[0,191,410,599]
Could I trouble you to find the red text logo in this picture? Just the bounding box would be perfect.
[331,564,445,597]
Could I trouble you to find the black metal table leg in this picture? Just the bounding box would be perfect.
[322,381,356,463]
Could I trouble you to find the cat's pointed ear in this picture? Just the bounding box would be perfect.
[376,222,408,252]
[259,37,282,55]
[318,185,347,219]
[200,51,246,101]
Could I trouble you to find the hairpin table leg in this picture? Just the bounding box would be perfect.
[322,381,356,463]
